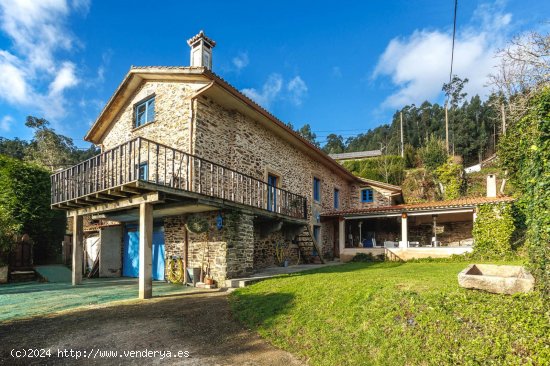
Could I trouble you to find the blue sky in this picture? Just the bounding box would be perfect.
[0,0,548,147]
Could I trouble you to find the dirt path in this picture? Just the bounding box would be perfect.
[0,290,304,366]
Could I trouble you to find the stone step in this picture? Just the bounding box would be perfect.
[10,270,36,283]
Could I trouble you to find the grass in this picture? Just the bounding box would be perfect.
[229,261,549,366]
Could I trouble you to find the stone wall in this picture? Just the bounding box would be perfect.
[349,184,392,210]
[194,96,357,254]
[99,81,206,151]
[253,229,301,269]
[163,210,254,284]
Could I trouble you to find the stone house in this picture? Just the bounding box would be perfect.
[52,31,401,298]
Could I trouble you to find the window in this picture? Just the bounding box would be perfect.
[267,174,278,212]
[334,188,340,209]
[313,177,321,202]
[138,162,148,181]
[135,96,155,128]
[361,188,374,203]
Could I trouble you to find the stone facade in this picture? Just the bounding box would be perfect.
[349,184,393,209]
[253,229,301,269]
[99,81,207,151]
[163,210,255,284]
[96,78,395,282]
[193,95,361,257]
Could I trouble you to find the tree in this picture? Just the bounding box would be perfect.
[0,137,28,160]
[323,134,345,154]
[417,135,448,171]
[403,144,417,168]
[442,75,469,109]
[297,124,319,147]
[24,116,78,169]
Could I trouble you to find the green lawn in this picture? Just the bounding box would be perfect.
[230,261,549,366]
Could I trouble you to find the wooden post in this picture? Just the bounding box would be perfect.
[400,112,404,158]
[183,226,189,284]
[400,213,408,248]
[72,214,83,286]
[445,104,450,153]
[338,218,345,256]
[139,202,153,299]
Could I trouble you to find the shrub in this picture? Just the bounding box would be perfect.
[341,155,405,185]
[435,157,465,200]
[0,155,65,263]
[351,253,384,262]
[418,135,448,171]
[472,203,515,258]
[499,87,550,295]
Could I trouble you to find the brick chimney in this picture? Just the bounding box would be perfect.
[187,30,216,70]
[487,174,497,198]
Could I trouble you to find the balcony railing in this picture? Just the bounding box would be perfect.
[51,137,307,220]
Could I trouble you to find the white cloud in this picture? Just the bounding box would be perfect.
[0,115,13,132]
[242,74,308,108]
[373,1,513,108]
[232,52,249,71]
[0,0,83,119]
[287,76,308,106]
[49,62,79,95]
[242,73,283,108]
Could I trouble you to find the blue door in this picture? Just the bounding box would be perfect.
[267,174,277,211]
[123,225,165,280]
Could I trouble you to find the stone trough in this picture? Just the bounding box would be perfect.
[458,264,535,295]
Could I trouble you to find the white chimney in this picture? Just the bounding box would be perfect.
[187,30,216,70]
[487,174,497,198]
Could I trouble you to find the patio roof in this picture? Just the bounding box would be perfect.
[322,196,515,217]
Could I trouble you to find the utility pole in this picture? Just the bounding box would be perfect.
[400,112,404,158]
[445,103,450,153]
[501,103,506,136]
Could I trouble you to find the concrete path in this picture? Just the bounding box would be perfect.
[0,278,192,322]
[225,260,343,287]
[0,291,303,366]
[34,265,72,283]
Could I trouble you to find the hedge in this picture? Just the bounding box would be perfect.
[0,154,66,263]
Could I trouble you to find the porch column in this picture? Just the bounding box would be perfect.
[72,214,83,286]
[338,218,345,255]
[139,202,153,299]
[400,213,408,248]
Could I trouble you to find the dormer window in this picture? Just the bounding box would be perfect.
[361,188,374,203]
[135,96,155,128]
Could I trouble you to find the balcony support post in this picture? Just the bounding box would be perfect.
[139,202,153,299]
[72,214,83,286]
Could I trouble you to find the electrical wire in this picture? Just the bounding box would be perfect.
[449,0,458,86]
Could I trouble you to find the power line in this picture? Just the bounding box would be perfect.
[449,0,458,85]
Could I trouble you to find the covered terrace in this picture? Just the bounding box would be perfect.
[322,196,515,261]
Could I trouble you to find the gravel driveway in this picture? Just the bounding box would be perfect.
[0,290,303,366]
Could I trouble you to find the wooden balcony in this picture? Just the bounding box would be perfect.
[51,137,308,221]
